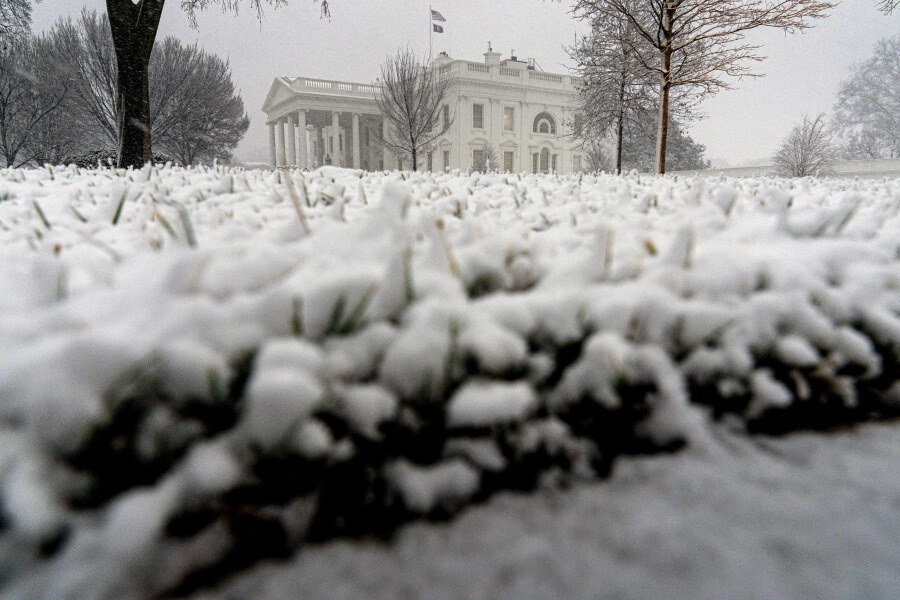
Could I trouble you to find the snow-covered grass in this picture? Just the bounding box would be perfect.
[0,164,898,598]
[188,421,900,600]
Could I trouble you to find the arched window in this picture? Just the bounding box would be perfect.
[533,112,556,135]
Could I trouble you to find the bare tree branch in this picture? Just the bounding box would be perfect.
[833,35,900,159]
[0,35,74,166]
[0,0,37,46]
[773,113,836,176]
[375,48,453,171]
[571,0,836,174]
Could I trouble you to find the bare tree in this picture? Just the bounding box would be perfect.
[585,140,609,171]
[571,0,836,174]
[46,0,330,169]
[150,37,250,164]
[569,6,657,174]
[620,116,710,172]
[833,35,900,160]
[0,0,35,47]
[41,10,249,165]
[0,37,73,166]
[41,10,118,150]
[376,47,453,171]
[472,143,499,172]
[773,113,836,177]
[876,1,898,13]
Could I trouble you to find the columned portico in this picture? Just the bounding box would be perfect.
[263,77,388,170]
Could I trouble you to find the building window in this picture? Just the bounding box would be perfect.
[443,150,450,170]
[540,148,550,173]
[473,103,484,129]
[532,153,538,174]
[427,152,433,172]
[443,104,450,130]
[472,148,485,171]
[551,154,558,172]
[503,107,514,132]
[533,112,556,134]
[503,151,514,172]
[573,155,582,172]
[574,113,584,137]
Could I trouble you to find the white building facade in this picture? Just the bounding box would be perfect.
[262,50,584,173]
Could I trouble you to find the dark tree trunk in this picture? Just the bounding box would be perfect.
[616,73,625,175]
[655,6,675,175]
[106,0,165,168]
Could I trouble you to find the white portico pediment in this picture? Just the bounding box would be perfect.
[262,78,298,117]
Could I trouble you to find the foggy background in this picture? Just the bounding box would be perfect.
[29,0,898,167]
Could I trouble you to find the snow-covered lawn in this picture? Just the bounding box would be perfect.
[0,164,897,599]
[189,422,900,600]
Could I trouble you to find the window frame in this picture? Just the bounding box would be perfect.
[503,107,515,132]
[532,112,557,135]
[473,103,484,129]
[472,148,485,171]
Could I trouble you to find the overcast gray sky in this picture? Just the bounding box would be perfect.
[29,0,898,166]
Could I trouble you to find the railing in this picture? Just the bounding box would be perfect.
[292,78,381,95]
[467,63,490,73]
[499,67,520,77]
[304,79,334,89]
[528,71,563,83]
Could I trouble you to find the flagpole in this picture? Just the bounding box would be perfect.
[429,5,433,61]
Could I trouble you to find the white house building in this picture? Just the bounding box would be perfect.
[262,49,585,173]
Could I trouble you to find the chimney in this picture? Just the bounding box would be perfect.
[484,41,501,66]
[501,49,527,69]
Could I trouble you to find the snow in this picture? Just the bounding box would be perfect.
[189,422,900,600]
[0,164,898,599]
[446,380,538,427]
[386,458,481,514]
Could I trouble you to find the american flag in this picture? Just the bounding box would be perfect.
[431,9,446,22]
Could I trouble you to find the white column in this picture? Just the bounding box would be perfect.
[352,113,361,170]
[275,118,286,167]
[329,112,340,167]
[382,117,391,171]
[287,117,297,166]
[297,110,308,168]
[316,126,324,166]
[268,121,276,168]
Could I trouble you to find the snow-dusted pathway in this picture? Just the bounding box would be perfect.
[194,422,900,600]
